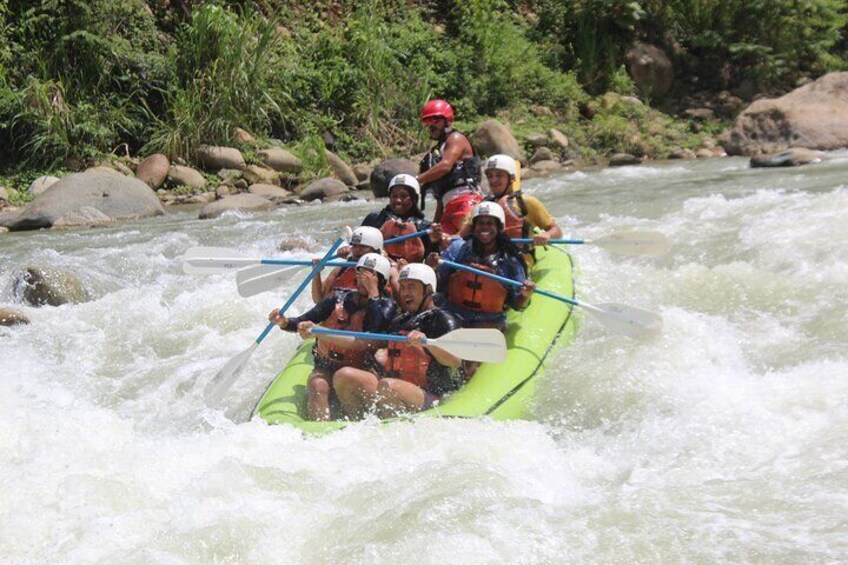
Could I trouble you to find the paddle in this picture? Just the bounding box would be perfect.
[203,237,346,404]
[309,327,507,363]
[440,259,663,340]
[234,260,350,298]
[182,246,352,275]
[512,230,669,257]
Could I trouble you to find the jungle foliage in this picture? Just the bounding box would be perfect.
[0,0,845,172]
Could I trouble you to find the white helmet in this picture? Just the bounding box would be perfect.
[356,252,392,280]
[472,201,506,227]
[387,174,420,201]
[484,154,517,177]
[350,226,384,250]
[399,263,437,293]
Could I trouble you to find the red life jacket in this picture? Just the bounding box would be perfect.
[384,330,431,388]
[315,300,368,368]
[380,218,426,263]
[446,261,509,314]
[331,266,358,292]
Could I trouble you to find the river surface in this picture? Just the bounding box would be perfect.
[2,154,847,563]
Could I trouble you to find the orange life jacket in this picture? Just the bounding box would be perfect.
[315,300,368,368]
[446,262,509,314]
[495,193,531,239]
[380,218,426,263]
[384,330,431,388]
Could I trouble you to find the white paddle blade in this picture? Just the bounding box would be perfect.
[237,265,302,297]
[428,328,507,363]
[591,231,670,257]
[584,302,663,340]
[182,246,253,274]
[203,342,258,403]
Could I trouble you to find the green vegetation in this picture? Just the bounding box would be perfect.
[0,0,846,191]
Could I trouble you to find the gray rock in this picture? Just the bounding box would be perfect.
[197,145,246,170]
[625,43,674,98]
[352,163,373,182]
[750,148,826,168]
[695,148,715,159]
[232,127,255,144]
[85,165,122,175]
[0,307,29,326]
[721,72,848,155]
[472,119,525,162]
[530,160,562,173]
[168,165,207,189]
[28,176,61,198]
[549,129,570,150]
[215,185,232,198]
[370,159,418,198]
[136,154,170,189]
[525,133,549,148]
[198,193,275,219]
[14,267,89,306]
[668,148,697,160]
[0,186,8,202]
[242,164,280,185]
[10,172,164,231]
[248,183,292,203]
[325,150,358,187]
[218,168,242,181]
[259,148,303,173]
[608,153,642,167]
[529,147,556,164]
[298,177,349,202]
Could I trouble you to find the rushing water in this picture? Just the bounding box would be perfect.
[2,154,847,563]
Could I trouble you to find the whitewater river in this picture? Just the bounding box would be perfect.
[2,153,847,563]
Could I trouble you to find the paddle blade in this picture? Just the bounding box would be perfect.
[428,328,507,363]
[203,342,258,403]
[583,302,663,340]
[236,265,302,297]
[591,231,670,257]
[182,246,253,274]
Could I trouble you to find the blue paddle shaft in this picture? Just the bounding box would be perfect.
[256,238,345,344]
[310,327,423,344]
[384,229,429,245]
[440,259,579,308]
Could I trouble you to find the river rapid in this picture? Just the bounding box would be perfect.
[2,154,847,564]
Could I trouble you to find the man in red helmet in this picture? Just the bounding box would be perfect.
[417,99,483,238]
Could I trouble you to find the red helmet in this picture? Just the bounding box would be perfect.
[421,99,454,122]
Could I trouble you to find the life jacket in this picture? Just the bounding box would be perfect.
[385,330,431,388]
[418,130,481,209]
[491,192,532,239]
[446,253,509,314]
[331,266,358,292]
[380,217,426,262]
[315,299,368,368]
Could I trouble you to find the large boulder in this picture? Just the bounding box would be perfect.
[198,194,275,219]
[136,154,170,189]
[325,150,358,187]
[625,43,674,99]
[370,159,418,198]
[259,148,303,173]
[472,120,525,162]
[0,208,21,228]
[168,165,207,189]
[14,267,88,306]
[196,145,246,170]
[721,72,848,156]
[9,172,165,231]
[52,206,116,230]
[298,177,348,202]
